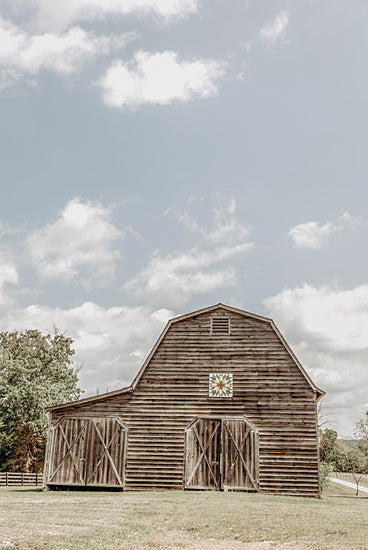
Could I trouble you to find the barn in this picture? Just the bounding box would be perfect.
[43,303,324,496]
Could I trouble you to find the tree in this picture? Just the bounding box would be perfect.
[354,411,368,454]
[331,443,351,472]
[319,428,339,464]
[343,444,368,496]
[319,461,334,490]
[317,400,334,430]
[0,329,81,472]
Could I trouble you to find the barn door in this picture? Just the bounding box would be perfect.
[47,417,127,488]
[185,417,258,491]
[185,418,221,489]
[48,418,90,485]
[222,419,258,491]
[85,418,127,487]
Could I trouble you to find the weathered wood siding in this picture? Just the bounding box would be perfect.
[221,418,259,491]
[184,417,259,491]
[46,417,127,487]
[185,418,222,490]
[47,308,320,496]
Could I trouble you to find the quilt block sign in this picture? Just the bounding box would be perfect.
[209,373,233,397]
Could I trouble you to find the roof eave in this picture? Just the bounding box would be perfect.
[316,388,326,401]
[45,385,133,412]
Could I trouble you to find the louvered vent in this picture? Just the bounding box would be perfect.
[211,316,230,334]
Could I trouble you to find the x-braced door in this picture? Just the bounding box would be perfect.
[185,418,221,489]
[222,418,258,491]
[85,418,127,487]
[47,417,127,488]
[185,417,258,491]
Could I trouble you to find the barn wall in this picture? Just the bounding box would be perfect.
[49,309,320,496]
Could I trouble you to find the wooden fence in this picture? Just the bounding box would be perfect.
[333,471,368,488]
[0,472,43,486]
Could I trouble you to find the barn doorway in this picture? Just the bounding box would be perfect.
[184,417,259,491]
[46,417,127,488]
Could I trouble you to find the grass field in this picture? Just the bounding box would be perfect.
[0,487,367,550]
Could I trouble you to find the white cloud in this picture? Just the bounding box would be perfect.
[0,301,174,395]
[288,221,336,249]
[263,284,368,436]
[98,50,227,108]
[177,197,251,245]
[0,222,24,238]
[207,198,250,244]
[13,0,198,32]
[27,198,124,289]
[259,10,290,44]
[126,252,238,308]
[288,212,368,249]
[0,15,134,87]
[126,197,254,307]
[0,253,19,307]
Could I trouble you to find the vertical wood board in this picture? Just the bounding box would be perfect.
[47,417,127,487]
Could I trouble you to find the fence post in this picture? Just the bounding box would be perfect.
[21,472,24,486]
[36,474,38,486]
[6,472,8,486]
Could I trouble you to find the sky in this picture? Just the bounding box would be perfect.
[0,0,367,437]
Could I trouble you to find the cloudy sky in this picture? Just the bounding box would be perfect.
[1,0,367,436]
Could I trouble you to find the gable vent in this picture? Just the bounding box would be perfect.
[211,316,230,334]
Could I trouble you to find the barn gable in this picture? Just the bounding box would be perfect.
[132,304,323,398]
[46,303,323,413]
[44,304,323,497]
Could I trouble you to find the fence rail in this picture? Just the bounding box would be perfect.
[0,472,43,486]
[333,471,368,488]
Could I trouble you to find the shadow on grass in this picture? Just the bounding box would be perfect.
[4,486,124,493]
[49,485,124,492]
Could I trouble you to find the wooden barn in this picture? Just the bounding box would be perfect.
[43,304,324,496]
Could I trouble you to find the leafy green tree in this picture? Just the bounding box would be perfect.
[319,428,339,464]
[0,329,81,472]
[354,411,368,454]
[331,444,350,472]
[343,445,368,496]
[319,461,334,490]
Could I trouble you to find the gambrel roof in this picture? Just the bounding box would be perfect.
[47,303,325,411]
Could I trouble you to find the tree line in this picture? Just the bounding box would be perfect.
[319,414,368,494]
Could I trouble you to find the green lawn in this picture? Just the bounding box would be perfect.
[0,488,367,550]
